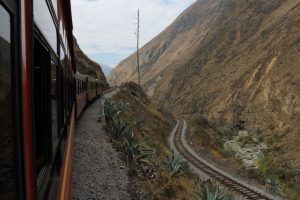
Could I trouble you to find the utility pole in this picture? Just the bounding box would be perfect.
[136,9,142,119]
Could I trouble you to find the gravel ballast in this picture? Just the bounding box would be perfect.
[72,97,132,200]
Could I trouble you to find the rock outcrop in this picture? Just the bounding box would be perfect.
[74,37,108,88]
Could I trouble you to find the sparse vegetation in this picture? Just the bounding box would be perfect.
[164,151,188,177]
[106,82,199,199]
[238,135,255,148]
[109,116,130,140]
[257,156,300,198]
[123,136,153,166]
[104,99,152,167]
[195,179,233,200]
[104,99,117,123]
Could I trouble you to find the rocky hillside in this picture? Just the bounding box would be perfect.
[109,0,300,195]
[73,37,108,87]
[110,82,198,199]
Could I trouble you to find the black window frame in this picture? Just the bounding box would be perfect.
[32,34,53,198]
[32,0,60,196]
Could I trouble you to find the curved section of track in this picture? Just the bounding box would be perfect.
[173,119,274,200]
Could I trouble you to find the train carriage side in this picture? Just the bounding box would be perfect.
[96,81,103,97]
[86,76,97,101]
[75,72,87,119]
[0,0,76,199]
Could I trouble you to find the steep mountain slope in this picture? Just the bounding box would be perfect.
[109,0,300,194]
[73,37,108,87]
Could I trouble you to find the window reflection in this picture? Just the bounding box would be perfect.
[60,44,65,63]
[0,5,16,199]
[34,0,57,52]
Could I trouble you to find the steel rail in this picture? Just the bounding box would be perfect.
[173,119,273,200]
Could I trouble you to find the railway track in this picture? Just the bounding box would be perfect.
[173,119,273,200]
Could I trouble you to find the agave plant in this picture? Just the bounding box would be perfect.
[109,116,130,140]
[114,101,134,123]
[195,180,233,200]
[104,99,117,123]
[123,136,153,166]
[135,115,144,127]
[165,151,188,177]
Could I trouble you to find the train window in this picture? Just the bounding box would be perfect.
[65,73,68,115]
[78,80,80,94]
[63,71,66,119]
[34,0,57,52]
[60,43,65,64]
[58,67,64,131]
[76,80,78,95]
[0,5,16,199]
[33,37,52,177]
[51,61,58,156]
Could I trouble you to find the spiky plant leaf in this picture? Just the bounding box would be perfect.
[164,151,188,177]
[195,180,233,200]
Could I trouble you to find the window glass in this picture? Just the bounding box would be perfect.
[34,38,52,175]
[34,0,57,51]
[64,71,67,118]
[51,61,58,155]
[60,43,65,64]
[0,5,16,199]
[59,67,64,129]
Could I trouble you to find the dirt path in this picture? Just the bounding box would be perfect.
[72,97,132,200]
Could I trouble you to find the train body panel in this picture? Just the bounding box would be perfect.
[0,0,108,199]
[75,72,87,119]
[76,92,87,118]
[0,0,78,199]
[86,76,97,102]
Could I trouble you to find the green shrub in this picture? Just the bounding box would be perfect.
[195,180,233,200]
[165,151,188,177]
[104,99,117,123]
[123,136,153,166]
[238,135,254,147]
[160,184,176,198]
[109,117,131,140]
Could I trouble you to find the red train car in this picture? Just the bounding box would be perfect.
[96,81,103,97]
[86,76,98,102]
[75,73,87,119]
[0,0,76,199]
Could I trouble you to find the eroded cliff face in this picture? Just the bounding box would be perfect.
[109,0,300,168]
[73,37,108,88]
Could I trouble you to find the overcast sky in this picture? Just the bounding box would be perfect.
[72,0,196,68]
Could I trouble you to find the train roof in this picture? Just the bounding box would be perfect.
[75,72,101,83]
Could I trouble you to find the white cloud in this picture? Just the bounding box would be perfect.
[72,0,196,66]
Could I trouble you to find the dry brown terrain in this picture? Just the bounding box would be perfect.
[109,0,300,198]
[111,82,198,199]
